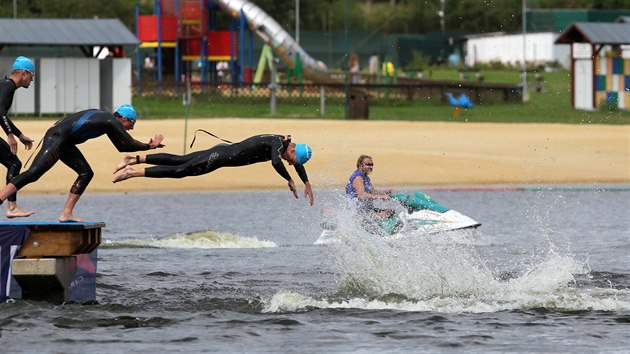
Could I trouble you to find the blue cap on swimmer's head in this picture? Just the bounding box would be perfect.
[12,56,35,73]
[116,104,137,121]
[295,143,312,165]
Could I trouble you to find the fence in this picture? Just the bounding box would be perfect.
[133,77,522,118]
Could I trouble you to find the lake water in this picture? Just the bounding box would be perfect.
[1,185,629,353]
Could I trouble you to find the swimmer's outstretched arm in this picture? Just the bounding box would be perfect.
[303,181,314,206]
[113,135,164,173]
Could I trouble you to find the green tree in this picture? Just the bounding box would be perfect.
[1,0,149,31]
[1,0,627,34]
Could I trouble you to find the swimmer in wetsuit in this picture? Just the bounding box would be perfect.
[0,56,36,218]
[112,134,315,205]
[0,104,165,222]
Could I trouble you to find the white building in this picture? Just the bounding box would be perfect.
[0,18,138,115]
[464,32,571,69]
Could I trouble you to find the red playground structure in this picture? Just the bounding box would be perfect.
[135,0,254,86]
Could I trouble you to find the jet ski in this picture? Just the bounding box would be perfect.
[316,192,481,245]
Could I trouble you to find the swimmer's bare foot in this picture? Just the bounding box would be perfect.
[59,213,86,222]
[7,205,34,218]
[112,165,135,183]
[113,154,136,173]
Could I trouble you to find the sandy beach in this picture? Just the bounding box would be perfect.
[8,118,629,195]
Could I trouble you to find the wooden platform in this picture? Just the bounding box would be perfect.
[1,222,104,303]
[0,221,104,258]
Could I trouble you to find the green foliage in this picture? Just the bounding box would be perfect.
[404,50,430,71]
[352,1,422,34]
[2,0,140,27]
[528,0,630,8]
[447,0,521,33]
[3,0,627,34]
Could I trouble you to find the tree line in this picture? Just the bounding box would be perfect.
[1,0,627,35]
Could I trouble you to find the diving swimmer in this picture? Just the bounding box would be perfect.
[0,104,165,222]
[113,134,314,205]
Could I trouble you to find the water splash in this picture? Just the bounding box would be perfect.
[262,208,630,313]
[327,228,497,299]
[262,283,630,314]
[102,230,276,249]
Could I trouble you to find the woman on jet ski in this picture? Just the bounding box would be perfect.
[346,154,396,219]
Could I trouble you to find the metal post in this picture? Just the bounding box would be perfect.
[183,73,191,154]
[320,85,326,116]
[157,0,163,82]
[174,0,179,90]
[522,0,529,102]
[230,18,237,87]
[343,0,349,119]
[13,0,17,18]
[200,0,207,84]
[135,4,142,94]
[270,58,278,115]
[295,0,300,44]
[248,25,254,86]
[239,10,246,84]
[439,0,445,34]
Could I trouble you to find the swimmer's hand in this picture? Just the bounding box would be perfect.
[19,134,34,150]
[7,134,17,154]
[304,181,314,206]
[149,134,165,149]
[288,179,298,199]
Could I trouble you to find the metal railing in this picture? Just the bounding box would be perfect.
[134,80,521,103]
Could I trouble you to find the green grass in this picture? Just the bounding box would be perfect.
[132,95,347,120]
[131,68,628,124]
[374,68,628,124]
[17,68,630,124]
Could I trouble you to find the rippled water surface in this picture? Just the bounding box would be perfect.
[2,186,629,353]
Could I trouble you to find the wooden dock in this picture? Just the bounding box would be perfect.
[1,222,104,303]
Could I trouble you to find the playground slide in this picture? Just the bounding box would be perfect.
[212,0,336,84]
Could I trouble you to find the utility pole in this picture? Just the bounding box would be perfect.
[439,0,446,34]
[343,0,349,119]
[13,0,17,18]
[295,0,300,44]
[522,0,529,102]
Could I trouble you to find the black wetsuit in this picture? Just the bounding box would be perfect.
[0,77,26,202]
[144,134,309,184]
[11,109,150,195]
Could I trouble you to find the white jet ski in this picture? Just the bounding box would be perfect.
[316,192,481,245]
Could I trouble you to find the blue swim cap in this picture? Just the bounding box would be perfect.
[116,104,137,121]
[12,56,35,73]
[295,143,312,165]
